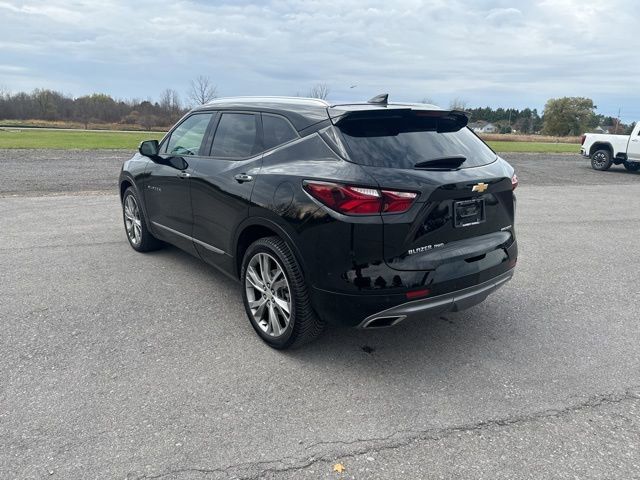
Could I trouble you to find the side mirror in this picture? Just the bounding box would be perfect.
[139,140,159,157]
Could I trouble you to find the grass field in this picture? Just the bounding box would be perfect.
[486,141,579,154]
[0,127,580,153]
[0,128,164,150]
[481,133,581,144]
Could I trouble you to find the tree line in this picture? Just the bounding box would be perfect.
[452,97,634,136]
[0,78,328,130]
[0,88,187,130]
[0,76,219,130]
[0,82,634,136]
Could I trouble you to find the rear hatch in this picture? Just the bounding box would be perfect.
[332,107,515,272]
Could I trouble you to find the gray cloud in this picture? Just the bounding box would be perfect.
[0,0,638,119]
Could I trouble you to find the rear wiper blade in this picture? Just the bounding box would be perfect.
[414,156,466,170]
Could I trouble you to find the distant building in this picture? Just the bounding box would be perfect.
[592,125,620,134]
[469,121,498,134]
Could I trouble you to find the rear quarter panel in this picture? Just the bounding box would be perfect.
[248,133,387,293]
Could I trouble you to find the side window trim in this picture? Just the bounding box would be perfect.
[201,111,221,157]
[206,111,263,160]
[260,113,300,152]
[205,113,222,157]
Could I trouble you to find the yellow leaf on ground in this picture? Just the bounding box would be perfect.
[333,463,346,473]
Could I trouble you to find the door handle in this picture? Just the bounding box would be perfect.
[234,174,253,183]
[632,139,639,143]
[177,171,191,179]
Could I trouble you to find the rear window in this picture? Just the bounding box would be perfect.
[337,115,496,169]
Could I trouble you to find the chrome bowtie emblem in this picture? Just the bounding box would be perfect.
[472,182,488,193]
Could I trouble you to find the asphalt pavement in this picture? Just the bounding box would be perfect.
[1,151,639,479]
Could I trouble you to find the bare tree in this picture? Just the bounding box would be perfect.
[187,75,217,106]
[449,97,468,110]
[159,88,182,123]
[307,83,330,100]
[419,97,435,105]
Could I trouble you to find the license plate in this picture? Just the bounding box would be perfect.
[454,199,485,227]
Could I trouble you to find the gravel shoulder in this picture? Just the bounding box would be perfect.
[0,148,130,196]
[501,152,640,186]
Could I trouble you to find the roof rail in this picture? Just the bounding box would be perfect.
[204,96,330,106]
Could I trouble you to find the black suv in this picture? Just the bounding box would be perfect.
[120,95,518,349]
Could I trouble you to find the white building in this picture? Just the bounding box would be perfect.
[469,121,498,134]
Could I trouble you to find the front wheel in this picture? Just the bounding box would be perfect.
[591,149,612,171]
[122,187,162,252]
[241,236,325,349]
[623,161,640,172]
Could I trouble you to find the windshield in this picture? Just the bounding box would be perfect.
[337,115,497,169]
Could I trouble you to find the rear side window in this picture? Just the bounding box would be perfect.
[165,113,213,156]
[262,114,298,150]
[211,113,259,158]
[337,115,496,169]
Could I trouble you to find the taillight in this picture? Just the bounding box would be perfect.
[381,190,418,213]
[511,173,518,190]
[303,181,418,215]
[580,134,586,145]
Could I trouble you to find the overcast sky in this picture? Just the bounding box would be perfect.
[0,0,638,120]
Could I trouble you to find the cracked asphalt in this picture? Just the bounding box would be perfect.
[1,151,639,479]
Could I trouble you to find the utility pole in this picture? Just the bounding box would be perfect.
[615,107,621,134]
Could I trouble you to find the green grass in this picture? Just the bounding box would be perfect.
[0,128,581,153]
[487,141,579,154]
[0,128,165,150]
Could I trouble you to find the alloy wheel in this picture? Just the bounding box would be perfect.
[245,252,292,337]
[124,195,142,246]
[592,152,607,168]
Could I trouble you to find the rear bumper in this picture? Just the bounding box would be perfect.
[358,268,513,328]
[310,261,516,327]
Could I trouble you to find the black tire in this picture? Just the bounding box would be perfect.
[591,149,612,171]
[122,187,163,252]
[623,161,640,172]
[240,236,325,349]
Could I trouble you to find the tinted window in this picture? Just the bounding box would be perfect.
[165,113,213,156]
[338,115,496,169]
[211,113,259,158]
[262,114,298,150]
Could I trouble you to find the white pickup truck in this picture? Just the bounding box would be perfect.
[581,123,640,171]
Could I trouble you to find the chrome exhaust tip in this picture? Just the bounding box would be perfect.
[360,315,407,329]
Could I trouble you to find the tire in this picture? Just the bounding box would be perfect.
[623,161,640,172]
[241,236,325,349]
[122,187,163,252]
[591,149,612,171]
